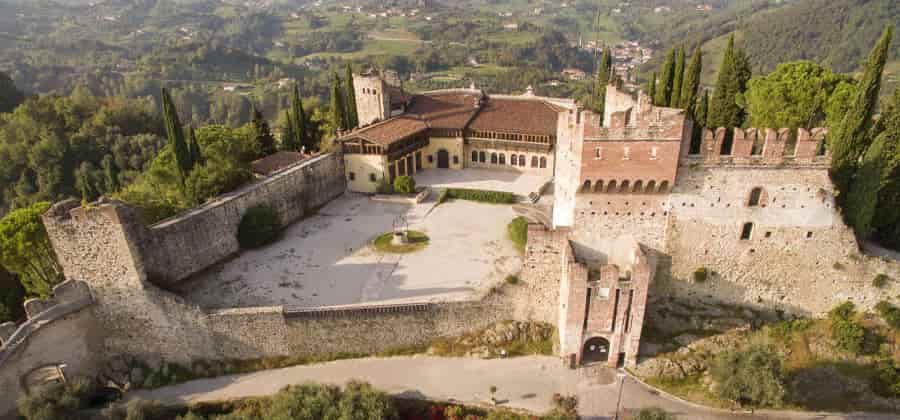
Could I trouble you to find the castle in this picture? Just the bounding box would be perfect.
[0,69,897,418]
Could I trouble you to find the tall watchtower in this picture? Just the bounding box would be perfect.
[353,70,392,126]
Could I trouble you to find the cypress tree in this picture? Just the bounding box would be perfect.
[161,88,192,182]
[251,106,277,157]
[671,45,686,108]
[680,45,702,111]
[655,47,676,106]
[101,155,119,194]
[186,125,202,167]
[281,110,299,151]
[331,71,348,133]
[696,90,709,129]
[592,48,613,114]
[647,72,657,104]
[707,35,745,129]
[345,63,359,129]
[289,83,309,151]
[830,26,893,197]
[76,162,96,203]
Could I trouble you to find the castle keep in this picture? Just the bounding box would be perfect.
[1,73,898,417]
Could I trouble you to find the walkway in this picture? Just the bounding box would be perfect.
[128,356,896,419]
[413,168,549,197]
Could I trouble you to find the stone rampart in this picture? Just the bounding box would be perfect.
[143,152,346,286]
[0,281,101,417]
[687,127,829,167]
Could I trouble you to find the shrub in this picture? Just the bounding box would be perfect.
[393,175,416,194]
[874,357,900,398]
[237,205,281,249]
[875,300,900,330]
[436,188,449,204]
[550,394,578,417]
[505,274,519,285]
[102,399,168,420]
[629,407,675,420]
[693,266,709,282]
[445,188,516,204]
[18,377,96,420]
[375,178,393,194]
[873,273,890,288]
[828,301,866,355]
[710,344,786,407]
[507,217,529,252]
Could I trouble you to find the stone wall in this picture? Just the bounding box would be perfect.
[143,153,346,285]
[0,281,102,418]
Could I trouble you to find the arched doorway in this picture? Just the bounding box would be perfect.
[582,337,610,364]
[437,149,450,169]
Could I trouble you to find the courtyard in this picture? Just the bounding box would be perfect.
[178,192,523,309]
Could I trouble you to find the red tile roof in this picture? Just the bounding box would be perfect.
[343,116,428,146]
[407,91,482,130]
[251,151,308,176]
[468,97,561,136]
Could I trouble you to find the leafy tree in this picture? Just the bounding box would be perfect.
[743,61,850,129]
[17,377,95,420]
[824,81,857,133]
[330,71,348,133]
[250,106,277,157]
[101,155,120,194]
[828,301,866,355]
[679,45,702,111]
[708,35,749,128]
[0,266,25,323]
[75,162,98,203]
[830,26,892,196]
[670,45,685,108]
[630,407,675,420]
[345,63,359,129]
[710,344,786,407]
[161,88,192,183]
[0,70,25,113]
[0,202,62,297]
[335,381,398,420]
[655,47,676,106]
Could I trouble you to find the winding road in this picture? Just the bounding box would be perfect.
[128,356,895,419]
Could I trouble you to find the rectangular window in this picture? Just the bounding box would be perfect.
[348,172,356,181]
[595,147,603,159]
[369,173,377,182]
[623,146,631,160]
[650,146,658,160]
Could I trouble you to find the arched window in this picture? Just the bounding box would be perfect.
[658,180,670,193]
[740,222,753,240]
[633,180,643,193]
[491,152,498,164]
[518,154,526,167]
[539,157,547,168]
[479,151,486,162]
[531,156,539,167]
[471,150,478,162]
[748,187,764,207]
[645,180,656,193]
[582,180,591,192]
[619,180,630,193]
[499,153,506,165]
[511,154,518,166]
[593,180,604,193]
[607,180,618,193]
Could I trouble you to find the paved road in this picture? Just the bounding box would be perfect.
[130,356,895,419]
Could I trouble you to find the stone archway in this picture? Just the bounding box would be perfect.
[582,337,610,364]
[437,149,450,169]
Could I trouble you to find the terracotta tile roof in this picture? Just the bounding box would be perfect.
[251,151,307,176]
[387,85,410,107]
[342,116,428,146]
[468,97,561,136]
[407,91,482,130]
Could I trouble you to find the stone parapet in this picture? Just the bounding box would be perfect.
[686,127,829,167]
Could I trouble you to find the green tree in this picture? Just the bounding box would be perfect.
[670,45,686,108]
[17,377,95,420]
[707,35,747,129]
[828,301,867,355]
[345,63,359,129]
[281,110,299,151]
[289,83,309,151]
[655,47,676,106]
[75,162,98,203]
[743,61,849,129]
[101,155,120,194]
[710,344,786,407]
[0,70,25,113]
[846,89,900,240]
[592,48,613,114]
[679,45,702,111]
[646,72,656,104]
[187,126,202,167]
[161,88,192,183]
[330,71,348,133]
[830,26,893,197]
[0,202,63,297]
[630,407,675,420]
[0,266,25,323]
[250,106,277,157]
[696,90,709,128]
[336,381,398,420]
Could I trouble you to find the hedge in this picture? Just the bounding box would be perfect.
[237,205,281,248]
[444,188,516,204]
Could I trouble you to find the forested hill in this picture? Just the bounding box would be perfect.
[737,0,898,74]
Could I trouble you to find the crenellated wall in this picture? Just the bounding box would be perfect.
[688,127,829,167]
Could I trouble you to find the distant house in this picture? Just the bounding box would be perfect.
[503,23,519,30]
[562,68,587,81]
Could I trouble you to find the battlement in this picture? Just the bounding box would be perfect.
[685,127,829,167]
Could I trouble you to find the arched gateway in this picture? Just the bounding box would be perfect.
[582,337,610,364]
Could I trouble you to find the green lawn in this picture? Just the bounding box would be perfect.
[373,230,430,254]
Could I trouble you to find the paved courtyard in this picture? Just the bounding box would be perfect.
[413,168,549,197]
[179,193,522,309]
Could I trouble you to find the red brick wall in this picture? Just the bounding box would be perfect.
[580,140,682,193]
